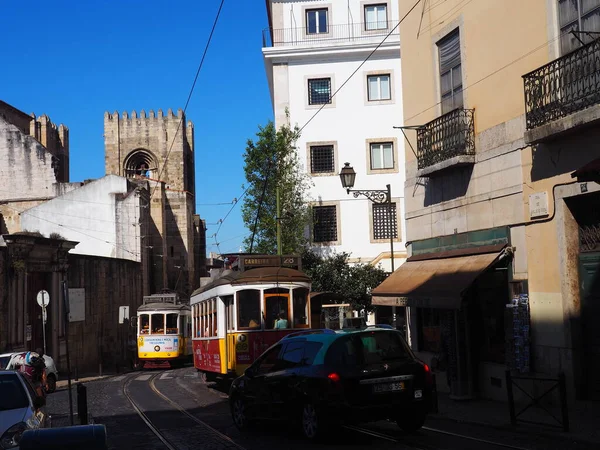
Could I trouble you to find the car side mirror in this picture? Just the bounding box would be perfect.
[244,367,255,379]
[33,395,46,410]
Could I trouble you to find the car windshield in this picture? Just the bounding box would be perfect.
[0,374,29,411]
[358,331,410,364]
[0,356,10,369]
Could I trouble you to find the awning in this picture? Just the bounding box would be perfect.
[572,158,600,183]
[371,248,507,309]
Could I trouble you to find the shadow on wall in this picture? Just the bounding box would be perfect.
[530,127,600,182]
[423,165,474,207]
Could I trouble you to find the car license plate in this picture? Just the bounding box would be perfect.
[373,382,404,393]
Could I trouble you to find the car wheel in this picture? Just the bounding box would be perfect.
[301,402,322,440]
[397,413,426,433]
[231,396,251,431]
[46,374,57,393]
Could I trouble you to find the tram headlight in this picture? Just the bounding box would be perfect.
[238,334,247,343]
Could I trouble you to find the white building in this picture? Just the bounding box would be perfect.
[20,175,146,262]
[263,0,406,273]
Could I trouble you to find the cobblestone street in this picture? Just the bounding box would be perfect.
[45,367,599,450]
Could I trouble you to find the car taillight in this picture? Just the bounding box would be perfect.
[327,372,341,382]
[420,361,433,386]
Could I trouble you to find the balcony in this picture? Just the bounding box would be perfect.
[523,38,600,144]
[262,21,399,48]
[416,109,476,177]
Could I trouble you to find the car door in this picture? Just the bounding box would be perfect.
[263,340,306,418]
[243,344,282,419]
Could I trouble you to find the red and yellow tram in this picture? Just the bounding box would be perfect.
[190,255,311,380]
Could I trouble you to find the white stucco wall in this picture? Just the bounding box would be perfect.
[20,175,142,261]
[264,1,405,271]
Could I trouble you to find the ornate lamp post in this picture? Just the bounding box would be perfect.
[339,162,395,272]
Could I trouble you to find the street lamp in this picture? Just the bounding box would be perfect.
[339,162,395,272]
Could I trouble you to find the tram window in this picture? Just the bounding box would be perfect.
[151,314,165,334]
[140,314,150,334]
[166,313,178,334]
[265,293,289,330]
[293,288,309,328]
[237,290,261,330]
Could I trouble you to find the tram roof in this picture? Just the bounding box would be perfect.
[137,302,190,312]
[192,267,311,296]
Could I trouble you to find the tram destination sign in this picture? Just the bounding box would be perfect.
[238,255,301,271]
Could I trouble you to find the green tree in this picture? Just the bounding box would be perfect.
[241,120,311,254]
[302,248,388,313]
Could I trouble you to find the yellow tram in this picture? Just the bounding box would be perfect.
[135,292,193,369]
[190,254,312,380]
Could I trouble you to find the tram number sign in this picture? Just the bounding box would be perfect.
[239,255,300,270]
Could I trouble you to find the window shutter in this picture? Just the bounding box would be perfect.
[438,30,461,74]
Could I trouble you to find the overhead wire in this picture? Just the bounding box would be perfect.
[404,27,569,123]
[149,0,226,203]
[297,0,423,135]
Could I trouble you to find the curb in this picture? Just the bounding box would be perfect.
[54,372,135,391]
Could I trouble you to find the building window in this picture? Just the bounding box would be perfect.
[367,74,391,101]
[365,4,388,30]
[372,203,398,240]
[558,0,600,55]
[306,8,328,34]
[308,78,332,105]
[313,205,337,243]
[370,142,394,169]
[437,29,463,115]
[310,145,335,173]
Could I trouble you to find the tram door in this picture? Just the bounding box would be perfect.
[223,295,235,372]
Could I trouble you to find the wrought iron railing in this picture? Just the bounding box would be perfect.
[523,38,600,130]
[262,21,399,48]
[416,109,475,170]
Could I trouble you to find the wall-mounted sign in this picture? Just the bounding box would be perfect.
[529,192,549,219]
[68,288,85,322]
[119,306,130,324]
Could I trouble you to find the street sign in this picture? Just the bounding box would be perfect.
[119,306,130,324]
[36,290,50,308]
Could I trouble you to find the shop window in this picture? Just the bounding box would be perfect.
[139,314,150,334]
[418,308,442,353]
[237,290,261,330]
[471,267,509,364]
[151,314,164,334]
[166,313,178,334]
[265,288,290,330]
[293,288,309,328]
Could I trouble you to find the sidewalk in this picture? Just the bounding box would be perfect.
[431,391,600,445]
[55,372,123,390]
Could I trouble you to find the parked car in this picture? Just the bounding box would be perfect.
[0,370,50,449]
[229,327,434,440]
[0,353,59,393]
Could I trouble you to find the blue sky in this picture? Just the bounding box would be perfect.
[2,0,272,255]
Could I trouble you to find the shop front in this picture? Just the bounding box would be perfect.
[372,227,519,400]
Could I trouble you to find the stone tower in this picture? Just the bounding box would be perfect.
[103,109,206,297]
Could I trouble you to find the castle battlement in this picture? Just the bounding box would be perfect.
[104,108,186,122]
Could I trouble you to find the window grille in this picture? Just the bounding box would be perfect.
[373,203,397,240]
[313,206,337,242]
[310,145,335,173]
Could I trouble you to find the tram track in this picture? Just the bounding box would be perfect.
[123,370,247,450]
[346,424,533,450]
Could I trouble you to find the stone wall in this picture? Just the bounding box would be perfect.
[0,117,61,202]
[66,254,143,374]
[0,247,7,352]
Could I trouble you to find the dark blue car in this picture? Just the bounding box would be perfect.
[229,327,433,440]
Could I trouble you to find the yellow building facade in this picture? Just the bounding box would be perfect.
[373,0,600,401]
